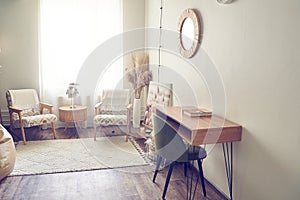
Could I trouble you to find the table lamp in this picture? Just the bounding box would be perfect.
[66,83,79,108]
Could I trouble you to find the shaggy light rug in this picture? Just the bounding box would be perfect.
[10,136,147,176]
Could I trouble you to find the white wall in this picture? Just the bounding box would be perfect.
[146,0,300,199]
[0,0,39,109]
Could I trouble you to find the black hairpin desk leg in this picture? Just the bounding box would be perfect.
[222,142,233,200]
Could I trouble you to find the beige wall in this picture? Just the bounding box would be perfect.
[123,0,145,31]
[146,0,300,199]
[123,0,146,89]
[0,0,39,109]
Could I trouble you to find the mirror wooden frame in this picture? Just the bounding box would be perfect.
[178,9,201,58]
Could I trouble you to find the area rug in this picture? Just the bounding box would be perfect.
[9,136,147,176]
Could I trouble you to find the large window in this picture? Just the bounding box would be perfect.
[39,0,122,108]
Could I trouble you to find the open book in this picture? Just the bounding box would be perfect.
[182,107,212,117]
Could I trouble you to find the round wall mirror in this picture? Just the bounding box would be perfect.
[181,17,194,50]
[178,9,201,58]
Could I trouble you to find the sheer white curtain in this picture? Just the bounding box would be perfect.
[39,0,122,122]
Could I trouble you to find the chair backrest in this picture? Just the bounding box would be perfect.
[6,89,41,118]
[152,114,187,162]
[147,81,173,108]
[6,89,40,109]
[100,89,130,113]
[144,81,173,128]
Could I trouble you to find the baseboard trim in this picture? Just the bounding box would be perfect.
[204,178,230,200]
[188,162,230,200]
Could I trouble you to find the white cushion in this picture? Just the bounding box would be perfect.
[9,89,40,108]
[94,114,127,126]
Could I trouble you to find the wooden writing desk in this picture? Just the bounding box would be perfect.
[155,106,242,200]
[155,106,242,145]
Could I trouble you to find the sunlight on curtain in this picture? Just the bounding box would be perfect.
[40,0,122,113]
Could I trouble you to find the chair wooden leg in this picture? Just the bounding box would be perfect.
[9,118,13,133]
[162,162,175,200]
[94,125,97,141]
[197,159,206,197]
[20,124,26,145]
[51,123,57,139]
[16,114,26,144]
[126,122,130,142]
[126,108,131,142]
[152,155,163,182]
[9,125,13,133]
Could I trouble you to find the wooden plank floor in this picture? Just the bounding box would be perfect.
[0,126,227,200]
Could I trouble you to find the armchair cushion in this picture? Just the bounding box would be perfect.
[99,90,130,114]
[94,114,127,126]
[12,114,57,128]
[95,89,130,113]
[101,89,130,106]
[11,104,40,121]
[7,89,40,108]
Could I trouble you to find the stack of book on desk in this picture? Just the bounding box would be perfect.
[182,107,212,117]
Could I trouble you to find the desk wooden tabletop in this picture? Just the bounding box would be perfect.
[155,106,242,145]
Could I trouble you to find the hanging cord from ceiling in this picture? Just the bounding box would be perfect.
[158,0,163,82]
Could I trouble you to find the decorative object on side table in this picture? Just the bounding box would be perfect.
[125,51,152,128]
[66,83,79,109]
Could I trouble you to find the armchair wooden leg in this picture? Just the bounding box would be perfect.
[51,122,57,139]
[126,108,131,142]
[94,125,97,141]
[17,113,26,144]
[20,125,26,145]
[9,122,13,133]
[126,123,130,142]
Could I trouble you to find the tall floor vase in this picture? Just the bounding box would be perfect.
[132,98,141,128]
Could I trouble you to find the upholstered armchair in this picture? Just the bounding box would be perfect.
[93,89,131,142]
[6,89,57,145]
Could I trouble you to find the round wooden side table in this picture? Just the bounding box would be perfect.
[58,105,87,130]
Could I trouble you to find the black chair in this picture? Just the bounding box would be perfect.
[152,114,207,199]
